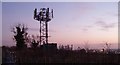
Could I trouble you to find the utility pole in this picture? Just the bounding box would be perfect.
[34,8,53,45]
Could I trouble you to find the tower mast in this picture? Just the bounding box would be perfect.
[34,8,53,45]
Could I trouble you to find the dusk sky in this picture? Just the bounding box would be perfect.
[0,2,1,47]
[2,2,118,49]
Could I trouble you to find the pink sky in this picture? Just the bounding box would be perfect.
[2,2,118,49]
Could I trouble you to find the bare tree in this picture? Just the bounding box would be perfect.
[83,41,90,52]
[105,42,111,53]
[30,35,39,48]
[12,24,28,49]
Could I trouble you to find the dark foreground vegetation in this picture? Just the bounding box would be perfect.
[2,46,120,64]
[2,24,120,64]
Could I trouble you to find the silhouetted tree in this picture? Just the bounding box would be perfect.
[83,41,90,52]
[105,42,111,53]
[31,40,39,48]
[12,24,28,49]
[26,35,39,48]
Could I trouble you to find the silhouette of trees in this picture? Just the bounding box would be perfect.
[2,44,120,64]
[83,41,90,52]
[12,24,40,49]
[104,42,111,53]
[30,35,39,48]
[12,24,28,49]
[4,23,118,64]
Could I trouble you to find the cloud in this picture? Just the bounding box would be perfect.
[81,25,92,32]
[82,28,88,31]
[80,21,117,32]
[95,21,117,30]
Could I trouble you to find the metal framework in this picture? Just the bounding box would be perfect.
[34,8,53,45]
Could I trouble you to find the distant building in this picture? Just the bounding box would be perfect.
[40,43,57,52]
